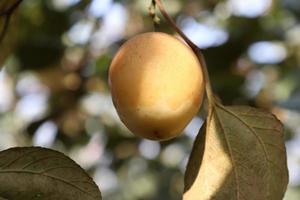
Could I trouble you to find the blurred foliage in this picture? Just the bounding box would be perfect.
[0,0,300,199]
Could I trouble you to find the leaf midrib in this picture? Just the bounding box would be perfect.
[215,104,271,199]
[213,107,241,200]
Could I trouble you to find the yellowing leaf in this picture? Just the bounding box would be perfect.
[184,105,288,200]
[0,147,102,200]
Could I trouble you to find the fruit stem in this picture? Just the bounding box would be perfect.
[154,0,215,107]
[195,50,215,106]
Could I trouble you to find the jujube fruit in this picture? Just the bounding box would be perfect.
[109,32,204,140]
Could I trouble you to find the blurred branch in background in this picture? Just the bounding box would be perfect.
[0,0,23,44]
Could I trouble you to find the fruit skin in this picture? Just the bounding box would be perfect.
[109,32,204,141]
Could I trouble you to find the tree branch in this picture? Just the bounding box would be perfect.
[0,0,24,45]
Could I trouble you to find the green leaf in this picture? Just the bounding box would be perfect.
[0,147,102,200]
[184,105,288,200]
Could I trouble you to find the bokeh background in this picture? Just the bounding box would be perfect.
[0,0,300,199]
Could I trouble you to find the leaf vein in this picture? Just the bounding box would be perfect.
[237,113,275,120]
[22,155,66,170]
[42,166,79,173]
[0,149,41,169]
[216,104,271,199]
[264,143,285,152]
[252,126,282,134]
[0,170,97,198]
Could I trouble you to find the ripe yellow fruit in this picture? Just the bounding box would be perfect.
[109,32,204,140]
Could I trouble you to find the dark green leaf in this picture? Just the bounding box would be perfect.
[0,147,102,200]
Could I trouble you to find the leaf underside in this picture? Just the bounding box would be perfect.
[184,105,289,200]
[0,147,102,200]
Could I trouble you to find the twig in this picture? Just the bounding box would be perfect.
[153,0,215,107]
[0,0,24,45]
[0,15,10,44]
[148,0,160,29]
[154,0,198,51]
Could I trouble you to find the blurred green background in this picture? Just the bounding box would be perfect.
[0,0,300,199]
